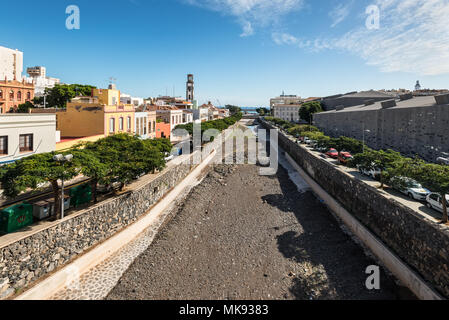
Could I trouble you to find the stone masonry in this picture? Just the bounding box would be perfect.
[0,156,195,298]
[261,119,449,298]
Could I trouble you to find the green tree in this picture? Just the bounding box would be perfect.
[0,152,79,219]
[299,101,323,124]
[82,134,168,191]
[330,136,365,156]
[256,107,270,116]
[34,84,96,108]
[352,149,402,188]
[288,125,319,137]
[16,101,35,113]
[226,105,241,115]
[71,148,109,203]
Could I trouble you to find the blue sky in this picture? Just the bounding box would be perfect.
[1,0,448,106]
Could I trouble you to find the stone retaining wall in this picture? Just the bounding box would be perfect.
[0,155,197,298]
[262,120,449,298]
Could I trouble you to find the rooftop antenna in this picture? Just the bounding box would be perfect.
[109,77,116,84]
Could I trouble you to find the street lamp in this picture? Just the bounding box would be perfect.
[362,123,371,153]
[53,154,73,219]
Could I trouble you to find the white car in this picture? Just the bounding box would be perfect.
[357,164,381,180]
[390,177,431,201]
[426,193,449,213]
[304,137,312,145]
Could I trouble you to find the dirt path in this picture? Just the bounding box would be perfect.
[107,162,410,300]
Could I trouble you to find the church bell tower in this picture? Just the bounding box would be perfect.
[186,74,194,102]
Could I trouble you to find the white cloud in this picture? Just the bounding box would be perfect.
[329,1,353,28]
[185,0,304,36]
[240,21,254,37]
[273,0,449,76]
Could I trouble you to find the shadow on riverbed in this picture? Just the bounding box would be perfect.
[263,165,409,300]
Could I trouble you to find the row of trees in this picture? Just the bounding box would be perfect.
[175,112,243,138]
[352,150,449,223]
[0,134,172,220]
[265,117,449,223]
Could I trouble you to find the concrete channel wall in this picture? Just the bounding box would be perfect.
[0,123,237,299]
[261,119,449,298]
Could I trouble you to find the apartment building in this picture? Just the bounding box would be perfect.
[0,114,56,164]
[0,79,35,113]
[272,104,302,122]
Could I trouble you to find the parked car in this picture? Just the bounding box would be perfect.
[426,193,449,213]
[338,152,353,165]
[315,146,328,153]
[390,176,431,201]
[304,137,312,145]
[325,148,339,159]
[357,164,382,180]
[164,154,175,162]
[436,157,449,165]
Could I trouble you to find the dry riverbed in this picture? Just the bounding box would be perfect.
[107,161,412,300]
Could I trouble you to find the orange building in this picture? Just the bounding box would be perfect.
[156,122,170,139]
[0,78,34,113]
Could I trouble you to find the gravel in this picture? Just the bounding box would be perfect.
[107,162,412,300]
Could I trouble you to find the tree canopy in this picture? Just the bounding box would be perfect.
[34,84,96,108]
[299,101,323,123]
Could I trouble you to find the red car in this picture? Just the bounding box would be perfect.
[325,148,338,159]
[338,152,353,165]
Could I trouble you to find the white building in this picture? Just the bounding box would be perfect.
[193,107,209,122]
[0,114,56,165]
[120,93,144,107]
[25,66,60,96]
[272,104,302,122]
[0,46,23,81]
[270,93,304,108]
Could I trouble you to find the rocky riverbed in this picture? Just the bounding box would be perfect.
[107,161,411,300]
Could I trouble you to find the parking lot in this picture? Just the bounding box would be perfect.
[298,140,444,223]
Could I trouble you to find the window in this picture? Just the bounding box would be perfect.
[144,118,147,135]
[172,116,175,124]
[9,90,14,100]
[127,117,131,132]
[153,121,156,132]
[19,134,33,152]
[26,92,31,100]
[0,136,7,155]
[430,194,439,202]
[109,118,115,133]
[136,118,140,135]
[119,117,124,131]
[0,90,2,99]
[17,91,22,101]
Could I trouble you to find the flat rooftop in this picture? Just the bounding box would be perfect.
[318,96,448,114]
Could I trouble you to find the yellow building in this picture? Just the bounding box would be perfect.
[57,85,135,138]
